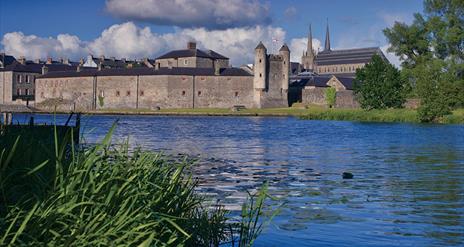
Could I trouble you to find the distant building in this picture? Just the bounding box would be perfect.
[83,55,142,69]
[301,22,387,77]
[155,42,230,69]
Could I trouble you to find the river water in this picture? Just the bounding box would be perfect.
[13,114,464,246]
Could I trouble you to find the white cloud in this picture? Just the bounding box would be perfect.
[379,12,413,27]
[381,44,402,68]
[289,37,322,63]
[1,22,293,66]
[1,32,86,59]
[105,0,271,29]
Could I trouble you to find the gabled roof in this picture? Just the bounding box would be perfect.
[315,47,386,66]
[156,49,228,60]
[0,54,16,67]
[38,67,251,79]
[0,61,78,73]
[289,75,354,90]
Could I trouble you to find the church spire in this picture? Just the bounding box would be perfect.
[307,24,314,57]
[324,19,331,51]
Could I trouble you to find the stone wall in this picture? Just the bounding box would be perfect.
[302,87,327,106]
[35,76,94,111]
[335,90,359,108]
[35,74,255,111]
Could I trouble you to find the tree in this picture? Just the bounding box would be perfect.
[325,87,336,108]
[353,54,407,110]
[384,0,464,121]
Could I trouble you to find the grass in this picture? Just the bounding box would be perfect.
[0,123,276,246]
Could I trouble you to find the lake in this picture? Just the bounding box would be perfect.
[13,114,464,246]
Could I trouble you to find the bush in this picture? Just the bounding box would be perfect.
[325,87,336,108]
[354,54,407,110]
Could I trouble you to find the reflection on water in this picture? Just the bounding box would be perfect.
[13,114,464,246]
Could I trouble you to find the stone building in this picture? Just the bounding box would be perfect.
[301,23,387,77]
[34,42,290,110]
[154,42,230,69]
[0,57,79,106]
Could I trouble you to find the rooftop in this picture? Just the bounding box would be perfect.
[315,47,386,66]
[38,67,252,79]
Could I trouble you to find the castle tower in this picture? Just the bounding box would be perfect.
[302,24,315,71]
[279,44,290,92]
[253,41,290,108]
[324,20,331,52]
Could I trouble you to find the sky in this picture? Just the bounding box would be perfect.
[0,0,424,66]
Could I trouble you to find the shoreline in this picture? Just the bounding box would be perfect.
[10,107,464,124]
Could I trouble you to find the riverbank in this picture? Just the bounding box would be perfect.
[31,107,464,124]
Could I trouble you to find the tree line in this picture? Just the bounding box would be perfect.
[354,0,463,122]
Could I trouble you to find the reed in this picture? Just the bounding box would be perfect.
[0,123,273,246]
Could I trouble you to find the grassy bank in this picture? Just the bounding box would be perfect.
[33,106,464,124]
[0,124,273,246]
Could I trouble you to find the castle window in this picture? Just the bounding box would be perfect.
[198,91,201,96]
[140,91,144,96]
[259,73,262,78]
[182,91,186,96]
[284,61,286,65]
[116,91,120,97]
[184,60,188,65]
[283,74,285,79]
[259,59,262,63]
[100,90,104,98]
[235,92,239,97]
[25,89,29,95]
[126,91,131,96]
[17,89,21,95]
[17,75,22,83]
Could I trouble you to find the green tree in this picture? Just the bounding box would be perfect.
[325,87,336,108]
[384,0,464,121]
[354,54,407,110]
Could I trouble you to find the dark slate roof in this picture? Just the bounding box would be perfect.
[336,77,354,90]
[315,47,386,66]
[255,42,266,50]
[0,61,78,73]
[156,49,228,60]
[38,67,252,79]
[279,44,290,52]
[290,62,301,75]
[290,75,354,90]
[0,54,16,67]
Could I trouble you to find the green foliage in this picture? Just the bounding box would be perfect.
[300,108,419,123]
[354,54,407,110]
[325,87,336,108]
[98,96,104,107]
[0,124,275,246]
[383,0,463,121]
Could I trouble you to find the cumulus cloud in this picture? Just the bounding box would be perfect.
[1,32,87,59]
[284,6,297,19]
[289,37,322,63]
[105,0,271,29]
[1,22,292,66]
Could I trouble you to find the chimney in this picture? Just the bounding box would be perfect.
[155,62,160,70]
[63,58,69,65]
[41,66,48,75]
[34,58,41,64]
[79,58,84,65]
[214,61,221,76]
[77,65,81,72]
[46,57,53,64]
[187,41,197,50]
[98,62,102,71]
[19,56,26,65]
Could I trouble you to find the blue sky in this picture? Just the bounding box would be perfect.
[0,0,423,65]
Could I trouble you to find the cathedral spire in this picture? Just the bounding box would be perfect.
[307,24,314,57]
[324,19,331,51]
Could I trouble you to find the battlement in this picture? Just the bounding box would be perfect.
[268,54,284,61]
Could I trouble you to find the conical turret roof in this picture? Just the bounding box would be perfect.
[255,41,267,50]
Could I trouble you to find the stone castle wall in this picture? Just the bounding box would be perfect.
[35,74,255,111]
[302,87,359,108]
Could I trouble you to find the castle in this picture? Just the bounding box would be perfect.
[0,24,388,111]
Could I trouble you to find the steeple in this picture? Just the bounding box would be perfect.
[307,24,314,57]
[324,19,331,52]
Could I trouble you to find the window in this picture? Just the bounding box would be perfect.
[198,91,201,96]
[259,59,262,63]
[100,90,104,97]
[116,91,120,97]
[182,91,186,96]
[259,73,262,78]
[17,75,21,83]
[140,91,144,96]
[183,60,188,65]
[25,89,29,95]
[17,89,21,95]
[234,92,239,97]
[126,91,131,96]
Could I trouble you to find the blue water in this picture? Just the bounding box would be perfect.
[12,114,464,246]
